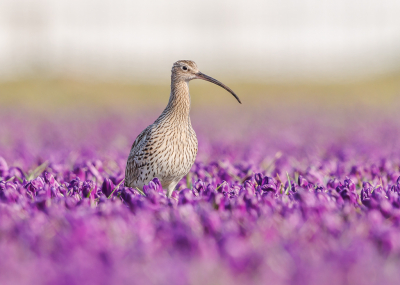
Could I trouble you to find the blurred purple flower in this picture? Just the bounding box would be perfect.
[101,178,115,198]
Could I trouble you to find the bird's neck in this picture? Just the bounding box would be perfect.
[159,78,191,124]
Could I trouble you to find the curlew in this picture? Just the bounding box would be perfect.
[124,60,241,197]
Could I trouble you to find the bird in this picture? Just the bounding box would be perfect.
[124,60,241,197]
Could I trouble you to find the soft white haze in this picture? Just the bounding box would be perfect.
[0,0,399,82]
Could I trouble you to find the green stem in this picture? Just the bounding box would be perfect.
[86,185,95,198]
[27,161,49,181]
[215,181,226,191]
[186,173,192,189]
[108,179,125,199]
[135,187,145,196]
[6,176,15,182]
[286,172,291,195]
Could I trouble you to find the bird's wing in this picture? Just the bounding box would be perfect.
[124,125,154,187]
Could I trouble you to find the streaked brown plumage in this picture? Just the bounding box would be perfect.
[124,60,241,197]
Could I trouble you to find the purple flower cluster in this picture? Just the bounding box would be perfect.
[1,110,400,284]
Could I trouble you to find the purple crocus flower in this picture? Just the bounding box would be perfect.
[101,178,115,198]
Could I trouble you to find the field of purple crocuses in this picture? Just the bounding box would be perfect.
[2,98,400,284]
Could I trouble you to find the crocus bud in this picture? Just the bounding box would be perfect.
[298,175,308,188]
[101,178,115,198]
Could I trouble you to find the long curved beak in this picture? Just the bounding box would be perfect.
[196,72,241,104]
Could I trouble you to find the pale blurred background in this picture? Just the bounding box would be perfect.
[0,0,400,112]
[1,0,400,171]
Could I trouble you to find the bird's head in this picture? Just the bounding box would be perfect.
[172,60,241,104]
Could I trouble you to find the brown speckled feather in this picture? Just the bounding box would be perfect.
[124,125,153,188]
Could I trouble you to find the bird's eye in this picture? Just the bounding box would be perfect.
[182,66,188,71]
